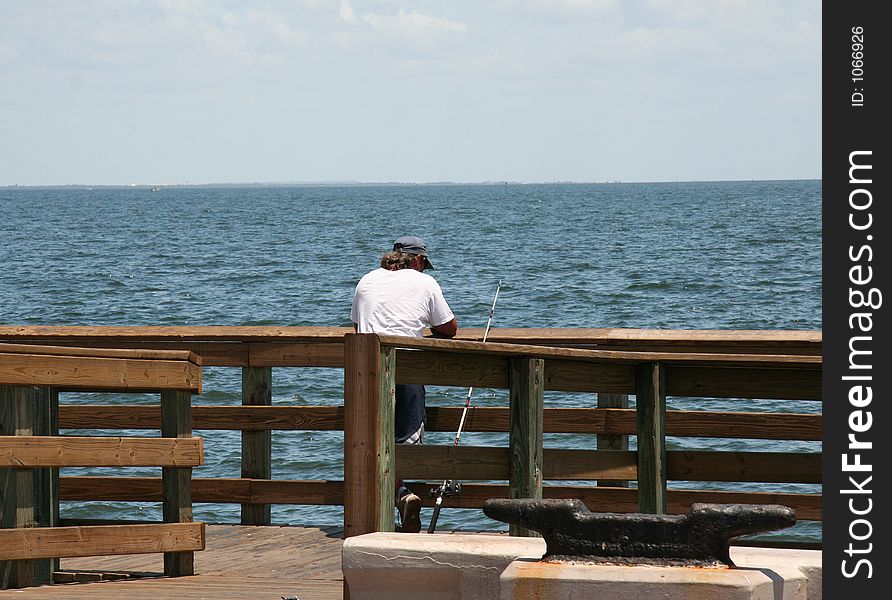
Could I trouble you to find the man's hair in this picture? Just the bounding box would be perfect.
[380,250,417,271]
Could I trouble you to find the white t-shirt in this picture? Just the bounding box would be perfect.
[351,268,455,338]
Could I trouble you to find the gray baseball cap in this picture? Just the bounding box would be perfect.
[393,236,434,270]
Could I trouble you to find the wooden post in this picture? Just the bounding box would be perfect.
[241,367,272,525]
[596,393,629,487]
[0,385,36,588]
[31,387,58,584]
[161,389,194,576]
[635,363,667,514]
[508,358,544,537]
[343,334,395,538]
[1,387,13,589]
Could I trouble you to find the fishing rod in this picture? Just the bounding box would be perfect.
[428,280,501,534]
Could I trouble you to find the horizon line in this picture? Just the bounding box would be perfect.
[2,177,821,189]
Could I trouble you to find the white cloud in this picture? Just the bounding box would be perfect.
[361,8,468,35]
[644,0,782,25]
[158,0,212,18]
[200,22,255,66]
[501,0,617,13]
[326,4,470,64]
[246,10,309,47]
[340,0,359,23]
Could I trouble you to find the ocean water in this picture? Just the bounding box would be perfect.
[0,180,822,540]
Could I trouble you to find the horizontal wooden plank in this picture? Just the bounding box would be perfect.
[0,436,203,467]
[60,477,344,505]
[395,445,509,480]
[11,574,343,599]
[396,350,509,388]
[666,365,822,400]
[61,405,163,430]
[472,329,822,355]
[0,325,820,345]
[0,325,353,342]
[2,330,820,366]
[0,343,200,365]
[0,523,205,560]
[197,406,346,431]
[46,361,820,401]
[0,353,201,392]
[544,360,635,393]
[189,478,345,505]
[58,405,821,440]
[663,410,821,440]
[58,477,822,520]
[396,446,819,483]
[1,341,250,367]
[397,349,818,397]
[0,326,822,376]
[248,342,345,368]
[666,451,821,483]
[38,340,820,378]
[391,446,638,481]
[536,408,821,440]
[466,327,822,344]
[376,334,822,368]
[568,343,821,356]
[59,405,348,431]
[544,449,637,480]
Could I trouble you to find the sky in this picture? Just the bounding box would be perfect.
[0,0,821,186]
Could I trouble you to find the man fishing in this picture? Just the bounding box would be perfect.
[350,235,458,532]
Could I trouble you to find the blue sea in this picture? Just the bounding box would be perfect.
[0,180,822,541]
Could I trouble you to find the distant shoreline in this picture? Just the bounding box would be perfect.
[2,178,821,190]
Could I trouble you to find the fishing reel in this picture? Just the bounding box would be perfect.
[430,479,462,499]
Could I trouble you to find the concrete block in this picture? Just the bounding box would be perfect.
[730,546,823,600]
[342,532,545,600]
[502,560,781,600]
[500,546,823,600]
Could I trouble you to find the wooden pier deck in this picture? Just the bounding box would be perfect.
[0,524,345,599]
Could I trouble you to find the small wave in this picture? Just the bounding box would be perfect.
[532,290,567,302]
[625,280,674,291]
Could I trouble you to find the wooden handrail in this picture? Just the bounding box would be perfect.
[0,344,202,393]
[0,325,820,343]
[0,343,201,364]
[0,325,355,341]
[0,325,821,358]
[377,334,822,367]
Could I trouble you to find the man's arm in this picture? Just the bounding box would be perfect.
[430,317,458,339]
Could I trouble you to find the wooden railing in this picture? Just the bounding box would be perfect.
[0,326,821,541]
[0,344,205,589]
[343,333,821,537]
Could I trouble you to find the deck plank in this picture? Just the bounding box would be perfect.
[0,575,342,599]
[0,525,344,599]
